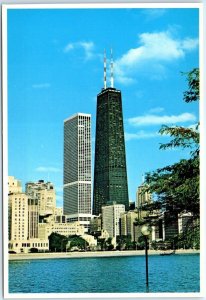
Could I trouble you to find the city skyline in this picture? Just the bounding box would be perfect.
[7,7,199,207]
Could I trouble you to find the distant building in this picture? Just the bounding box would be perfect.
[163,211,178,240]
[8,239,49,254]
[8,193,28,241]
[90,214,102,234]
[28,198,39,239]
[178,211,193,234]
[63,113,92,231]
[93,53,129,215]
[129,201,135,210]
[38,221,85,240]
[120,210,139,242]
[8,177,49,254]
[136,184,152,209]
[25,180,56,216]
[102,204,125,238]
[8,176,22,194]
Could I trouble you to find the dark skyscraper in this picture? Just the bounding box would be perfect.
[93,51,129,215]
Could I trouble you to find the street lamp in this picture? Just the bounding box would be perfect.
[141,224,150,292]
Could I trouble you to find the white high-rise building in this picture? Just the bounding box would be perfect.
[102,204,125,238]
[63,113,92,231]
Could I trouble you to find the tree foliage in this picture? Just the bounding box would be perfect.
[145,67,199,214]
[182,68,199,102]
[144,68,200,229]
[67,235,88,250]
[49,232,68,252]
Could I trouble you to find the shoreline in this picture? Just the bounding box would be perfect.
[9,249,200,261]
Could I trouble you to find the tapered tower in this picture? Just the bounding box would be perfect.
[93,50,129,215]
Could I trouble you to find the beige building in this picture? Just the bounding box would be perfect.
[102,204,125,238]
[8,239,49,254]
[90,214,102,233]
[26,180,56,216]
[38,221,85,240]
[81,234,97,248]
[136,184,152,209]
[8,193,29,241]
[120,210,139,242]
[28,198,39,239]
[8,176,22,194]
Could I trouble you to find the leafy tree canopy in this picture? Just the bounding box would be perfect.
[145,68,199,218]
[67,235,88,250]
[182,68,199,103]
[48,232,68,252]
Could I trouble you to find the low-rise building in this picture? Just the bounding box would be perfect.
[38,221,85,240]
[8,239,49,253]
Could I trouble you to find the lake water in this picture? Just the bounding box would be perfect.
[9,253,200,293]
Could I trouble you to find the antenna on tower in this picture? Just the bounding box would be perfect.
[104,49,107,89]
[110,48,114,88]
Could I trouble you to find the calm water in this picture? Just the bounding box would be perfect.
[9,254,200,293]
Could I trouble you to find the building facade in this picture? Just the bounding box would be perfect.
[102,204,125,238]
[93,87,129,215]
[26,180,56,216]
[136,184,152,209]
[38,221,85,240]
[8,193,29,241]
[120,210,139,242]
[28,198,39,239]
[63,113,92,230]
[8,176,22,194]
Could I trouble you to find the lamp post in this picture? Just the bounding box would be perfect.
[141,224,150,292]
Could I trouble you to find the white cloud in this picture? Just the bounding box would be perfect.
[125,130,159,141]
[115,30,198,84]
[63,41,95,60]
[32,83,51,89]
[181,38,199,50]
[128,112,196,127]
[148,107,165,114]
[142,8,167,20]
[35,166,61,173]
[64,43,74,52]
[188,123,199,131]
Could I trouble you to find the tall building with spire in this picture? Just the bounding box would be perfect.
[93,50,129,215]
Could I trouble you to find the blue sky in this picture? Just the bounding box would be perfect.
[7,7,199,207]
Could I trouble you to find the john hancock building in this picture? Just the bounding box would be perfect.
[93,51,129,215]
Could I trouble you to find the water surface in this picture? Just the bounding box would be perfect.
[9,253,200,293]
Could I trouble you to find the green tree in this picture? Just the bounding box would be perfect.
[144,68,200,247]
[49,232,68,252]
[67,235,88,251]
[182,68,199,103]
[145,68,199,217]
